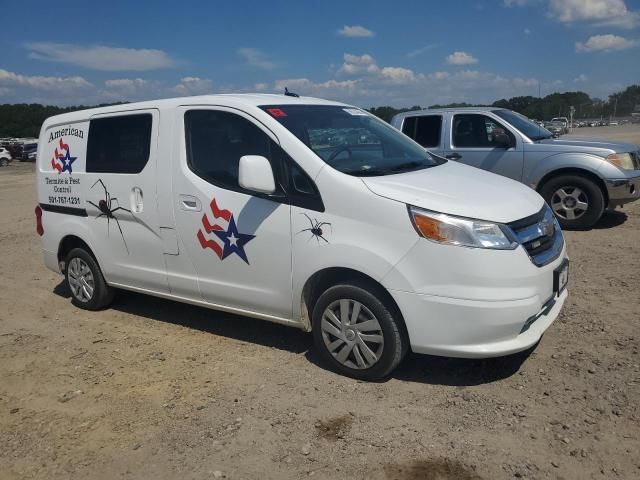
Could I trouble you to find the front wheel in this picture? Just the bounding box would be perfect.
[0,158,8,167]
[312,283,407,380]
[64,248,114,310]
[540,174,605,230]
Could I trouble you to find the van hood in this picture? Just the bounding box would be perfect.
[361,161,544,224]
[532,136,638,154]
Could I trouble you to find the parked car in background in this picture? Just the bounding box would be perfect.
[551,117,569,134]
[21,143,37,161]
[0,147,13,167]
[545,121,565,138]
[392,107,640,229]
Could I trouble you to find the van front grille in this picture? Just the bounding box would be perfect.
[507,206,564,267]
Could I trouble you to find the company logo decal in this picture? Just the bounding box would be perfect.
[51,138,76,174]
[197,198,255,264]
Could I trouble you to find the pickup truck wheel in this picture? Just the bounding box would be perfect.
[540,174,605,230]
[64,248,114,310]
[312,284,407,380]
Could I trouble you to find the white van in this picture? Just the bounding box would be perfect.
[35,94,569,380]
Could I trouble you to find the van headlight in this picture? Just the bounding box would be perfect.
[606,153,635,170]
[408,206,518,250]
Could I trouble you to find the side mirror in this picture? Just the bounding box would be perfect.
[238,155,276,194]
[492,129,512,148]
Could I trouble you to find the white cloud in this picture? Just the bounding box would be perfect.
[407,43,440,57]
[548,0,640,28]
[254,82,269,91]
[24,42,176,71]
[574,74,588,82]
[170,77,213,95]
[237,48,280,70]
[446,51,479,65]
[0,68,93,92]
[337,25,375,37]
[380,67,416,84]
[339,53,380,75]
[524,28,532,35]
[576,34,638,52]
[274,78,360,98]
[503,0,541,6]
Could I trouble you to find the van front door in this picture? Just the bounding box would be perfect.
[445,113,524,181]
[171,107,293,320]
[84,110,168,293]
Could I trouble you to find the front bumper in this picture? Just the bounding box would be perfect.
[390,287,567,358]
[606,172,640,207]
[383,236,568,358]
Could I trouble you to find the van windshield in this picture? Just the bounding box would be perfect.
[260,104,444,176]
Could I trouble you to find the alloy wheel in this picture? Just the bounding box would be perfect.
[550,186,589,221]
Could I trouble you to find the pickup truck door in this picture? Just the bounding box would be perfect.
[444,112,524,181]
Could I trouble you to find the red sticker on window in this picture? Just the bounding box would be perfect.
[266,108,287,118]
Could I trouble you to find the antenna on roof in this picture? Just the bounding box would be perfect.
[284,87,299,98]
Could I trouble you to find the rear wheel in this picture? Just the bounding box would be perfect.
[64,248,114,310]
[312,283,407,380]
[540,174,605,230]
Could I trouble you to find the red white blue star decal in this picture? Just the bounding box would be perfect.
[51,138,76,174]
[197,198,255,264]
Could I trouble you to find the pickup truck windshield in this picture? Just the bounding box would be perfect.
[260,105,443,176]
[493,109,553,141]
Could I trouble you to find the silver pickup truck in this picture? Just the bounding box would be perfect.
[391,107,640,229]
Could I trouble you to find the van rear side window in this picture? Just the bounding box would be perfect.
[402,115,442,148]
[86,114,152,173]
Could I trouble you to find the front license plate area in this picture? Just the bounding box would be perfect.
[553,260,569,296]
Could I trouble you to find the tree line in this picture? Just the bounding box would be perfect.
[1,85,638,137]
[369,84,640,123]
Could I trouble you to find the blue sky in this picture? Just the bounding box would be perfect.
[0,0,638,107]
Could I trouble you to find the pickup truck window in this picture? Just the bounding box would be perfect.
[261,104,443,177]
[452,114,513,148]
[401,115,442,148]
[493,109,553,141]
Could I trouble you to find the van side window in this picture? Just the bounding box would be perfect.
[185,110,282,194]
[402,115,442,148]
[86,114,152,173]
[452,114,514,148]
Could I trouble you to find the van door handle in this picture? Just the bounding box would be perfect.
[131,187,144,213]
[445,153,462,160]
[179,195,201,212]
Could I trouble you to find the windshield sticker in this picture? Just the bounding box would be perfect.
[87,179,136,254]
[197,198,255,264]
[266,108,287,118]
[297,213,332,244]
[343,108,367,116]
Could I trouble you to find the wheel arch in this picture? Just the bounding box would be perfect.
[300,267,410,344]
[57,235,99,273]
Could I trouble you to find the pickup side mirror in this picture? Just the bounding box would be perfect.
[238,155,276,194]
[492,128,513,148]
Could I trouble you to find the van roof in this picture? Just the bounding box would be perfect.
[42,93,351,126]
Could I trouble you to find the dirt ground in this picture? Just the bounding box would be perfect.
[1,128,639,479]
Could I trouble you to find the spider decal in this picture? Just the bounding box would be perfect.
[87,179,134,254]
[298,213,332,244]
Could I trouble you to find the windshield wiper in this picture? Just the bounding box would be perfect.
[387,160,432,173]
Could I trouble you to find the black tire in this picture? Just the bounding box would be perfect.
[540,174,605,230]
[64,247,114,310]
[0,158,8,167]
[312,283,407,381]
